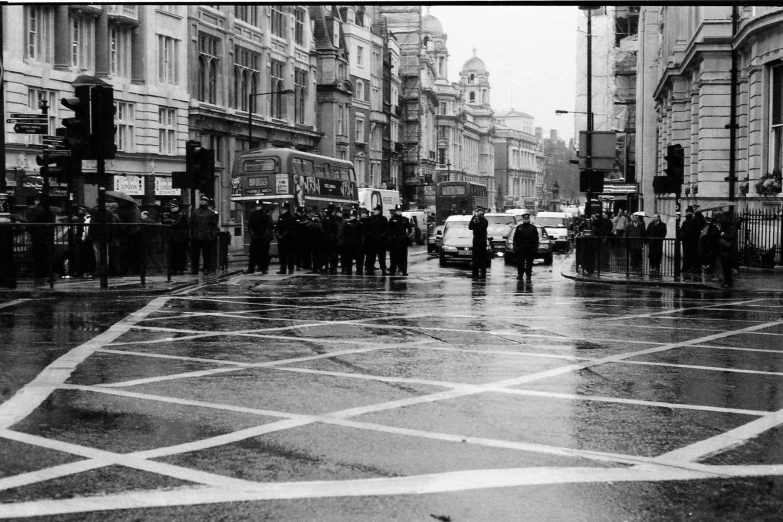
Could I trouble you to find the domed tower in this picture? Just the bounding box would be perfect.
[422,11,449,81]
[460,48,490,108]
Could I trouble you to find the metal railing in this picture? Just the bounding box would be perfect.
[735,209,782,267]
[575,235,677,278]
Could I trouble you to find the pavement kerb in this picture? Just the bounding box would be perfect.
[561,270,783,295]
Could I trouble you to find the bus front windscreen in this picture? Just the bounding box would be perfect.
[441,185,467,196]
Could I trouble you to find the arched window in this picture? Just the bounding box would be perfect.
[198,33,219,104]
[482,90,486,103]
[438,57,444,76]
[469,74,474,84]
[355,79,364,101]
[469,91,475,103]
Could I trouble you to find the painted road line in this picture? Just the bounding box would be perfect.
[593,298,767,322]
[687,344,783,354]
[0,297,170,430]
[0,459,106,492]
[619,359,783,377]
[421,345,591,361]
[0,299,29,310]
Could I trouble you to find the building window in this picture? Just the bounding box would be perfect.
[371,162,380,187]
[469,73,475,84]
[294,7,306,46]
[439,102,447,115]
[438,149,446,165]
[234,46,260,111]
[372,86,381,111]
[373,50,381,77]
[117,102,135,153]
[355,80,365,102]
[235,5,258,26]
[158,35,178,84]
[355,157,365,184]
[70,11,94,69]
[26,5,54,62]
[110,25,132,78]
[390,120,399,143]
[270,59,285,119]
[158,108,176,155]
[271,5,285,38]
[357,45,364,67]
[355,117,365,143]
[337,104,345,135]
[371,125,382,150]
[294,67,307,124]
[469,92,475,103]
[198,33,219,104]
[771,64,783,173]
[27,89,56,145]
[337,62,346,80]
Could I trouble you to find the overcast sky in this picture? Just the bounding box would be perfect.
[430,5,578,143]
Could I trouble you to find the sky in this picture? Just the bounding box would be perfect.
[430,4,579,143]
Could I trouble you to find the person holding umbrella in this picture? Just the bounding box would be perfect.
[646,213,667,276]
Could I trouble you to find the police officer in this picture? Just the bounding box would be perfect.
[512,210,539,282]
[342,209,365,275]
[294,206,311,270]
[469,205,490,279]
[244,200,273,275]
[275,202,296,274]
[191,196,220,275]
[387,204,412,276]
[364,204,388,275]
[333,206,347,274]
[306,207,326,274]
[322,203,339,274]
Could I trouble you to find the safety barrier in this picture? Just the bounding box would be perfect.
[574,235,677,278]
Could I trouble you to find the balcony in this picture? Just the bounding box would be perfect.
[106,5,139,24]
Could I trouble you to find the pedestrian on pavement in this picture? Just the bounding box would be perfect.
[612,209,628,238]
[294,206,311,271]
[306,209,326,274]
[342,209,365,275]
[699,213,720,275]
[717,211,738,288]
[364,204,388,276]
[387,204,412,276]
[322,203,339,274]
[244,200,273,275]
[77,206,96,277]
[116,200,142,276]
[646,213,667,275]
[468,205,490,279]
[680,205,701,274]
[275,202,297,274]
[512,210,539,282]
[163,201,189,275]
[626,213,646,273]
[190,196,220,275]
[87,203,120,277]
[28,197,55,278]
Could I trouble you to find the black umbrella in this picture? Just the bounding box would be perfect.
[105,190,137,205]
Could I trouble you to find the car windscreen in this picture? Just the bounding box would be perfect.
[485,215,515,226]
[536,217,567,228]
[443,221,472,239]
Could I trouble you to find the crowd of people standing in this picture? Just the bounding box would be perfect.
[244,201,413,277]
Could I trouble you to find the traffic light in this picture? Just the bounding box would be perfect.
[653,175,673,194]
[61,85,91,158]
[186,140,215,196]
[36,154,69,183]
[579,170,604,193]
[664,144,684,185]
[91,86,117,159]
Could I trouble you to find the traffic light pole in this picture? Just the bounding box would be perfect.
[585,8,594,221]
[675,190,681,281]
[98,157,108,290]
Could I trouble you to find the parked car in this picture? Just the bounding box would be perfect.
[503,224,553,265]
[533,211,572,251]
[484,213,517,256]
[428,224,445,253]
[438,215,492,267]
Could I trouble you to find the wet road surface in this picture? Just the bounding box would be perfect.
[1,251,783,520]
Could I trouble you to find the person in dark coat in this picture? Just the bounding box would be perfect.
[275,202,297,274]
[190,196,220,274]
[294,206,311,270]
[512,210,539,281]
[468,206,489,279]
[646,213,668,275]
[322,203,339,274]
[306,209,326,274]
[163,201,189,275]
[342,209,365,275]
[387,204,412,276]
[699,214,720,274]
[29,197,56,278]
[716,211,738,288]
[244,200,273,274]
[364,205,388,276]
[625,213,646,272]
[334,206,347,274]
[116,201,142,275]
[680,205,702,274]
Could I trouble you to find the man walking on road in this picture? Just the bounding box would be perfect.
[468,206,489,279]
[512,210,539,283]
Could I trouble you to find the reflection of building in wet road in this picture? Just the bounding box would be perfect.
[1,257,783,519]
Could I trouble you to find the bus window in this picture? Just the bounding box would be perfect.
[326,164,338,180]
[340,167,350,181]
[294,158,315,177]
[315,163,327,178]
[243,157,277,173]
[348,167,356,182]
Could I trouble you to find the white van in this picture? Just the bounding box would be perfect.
[505,208,537,218]
[357,188,400,219]
[534,211,572,251]
[401,211,427,245]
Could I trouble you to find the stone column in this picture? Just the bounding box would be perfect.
[95,9,109,78]
[54,5,70,70]
[131,8,146,85]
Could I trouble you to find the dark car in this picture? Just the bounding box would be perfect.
[483,213,517,256]
[503,224,553,265]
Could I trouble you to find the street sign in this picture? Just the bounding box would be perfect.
[9,113,48,120]
[42,135,66,144]
[14,123,48,134]
[40,149,71,157]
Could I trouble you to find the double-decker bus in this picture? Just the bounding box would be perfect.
[230,148,358,255]
[434,181,489,226]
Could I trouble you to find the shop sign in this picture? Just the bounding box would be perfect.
[114,175,145,195]
[275,174,289,194]
[155,176,181,196]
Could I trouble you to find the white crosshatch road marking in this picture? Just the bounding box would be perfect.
[1,292,783,519]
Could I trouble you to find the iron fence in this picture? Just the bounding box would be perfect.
[735,209,782,267]
[575,236,677,278]
[0,223,176,287]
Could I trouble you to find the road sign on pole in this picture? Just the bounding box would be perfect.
[9,113,49,120]
[14,122,48,134]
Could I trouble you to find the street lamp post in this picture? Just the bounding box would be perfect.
[447,160,451,182]
[579,5,600,220]
[248,86,295,150]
